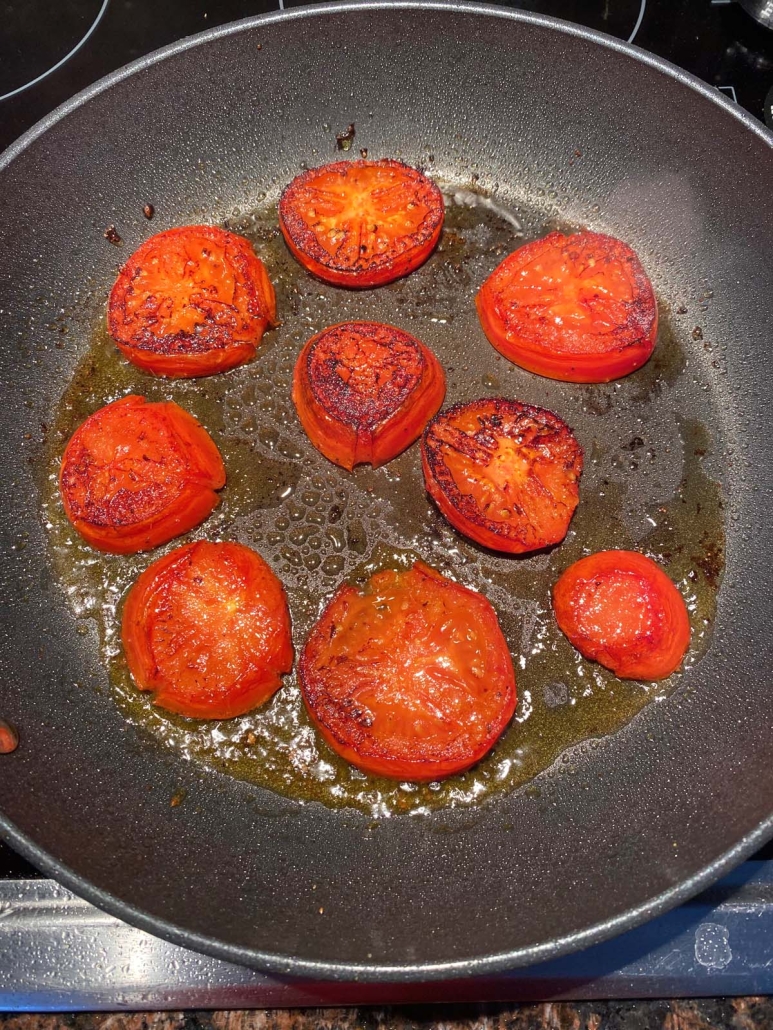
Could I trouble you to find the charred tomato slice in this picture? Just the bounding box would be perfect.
[299,561,516,780]
[292,321,446,470]
[60,395,225,554]
[122,541,293,719]
[476,231,657,383]
[422,398,583,554]
[278,159,444,288]
[552,550,691,680]
[108,225,277,377]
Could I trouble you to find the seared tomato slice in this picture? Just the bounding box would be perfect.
[60,395,225,554]
[278,159,444,288]
[552,550,691,680]
[476,231,658,383]
[108,225,277,377]
[300,561,516,780]
[422,398,583,554]
[292,321,446,470]
[122,541,293,719]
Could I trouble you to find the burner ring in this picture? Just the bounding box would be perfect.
[0,0,110,103]
[628,0,647,43]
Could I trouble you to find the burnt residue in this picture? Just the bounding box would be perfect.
[335,123,356,151]
[143,203,155,220]
[41,193,726,818]
[103,225,122,245]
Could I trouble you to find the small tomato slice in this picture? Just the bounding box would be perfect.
[476,231,658,383]
[278,159,444,288]
[292,321,446,470]
[299,561,516,780]
[552,550,691,680]
[60,395,225,554]
[422,398,583,554]
[122,541,293,719]
[108,225,277,377]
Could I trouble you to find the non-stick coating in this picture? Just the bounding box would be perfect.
[1,2,772,980]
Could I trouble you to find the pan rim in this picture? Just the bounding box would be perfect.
[1,0,772,982]
[3,811,773,980]
[1,0,771,177]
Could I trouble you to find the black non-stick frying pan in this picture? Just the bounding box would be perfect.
[1,0,772,982]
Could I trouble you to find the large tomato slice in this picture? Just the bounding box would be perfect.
[60,395,225,554]
[422,398,583,554]
[299,561,516,780]
[122,541,293,719]
[552,550,691,680]
[476,231,658,383]
[278,159,444,288]
[292,321,446,470]
[108,225,277,377]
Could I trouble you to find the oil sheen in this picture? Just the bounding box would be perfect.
[40,192,726,818]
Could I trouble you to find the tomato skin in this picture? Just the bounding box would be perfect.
[278,159,444,288]
[422,398,583,554]
[476,231,658,383]
[108,225,277,378]
[122,541,293,719]
[552,550,691,680]
[292,321,446,471]
[60,395,225,554]
[300,561,516,780]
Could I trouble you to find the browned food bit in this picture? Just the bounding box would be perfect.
[104,225,122,245]
[335,122,356,151]
[143,203,155,220]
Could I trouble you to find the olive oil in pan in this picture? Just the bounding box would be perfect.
[41,194,725,817]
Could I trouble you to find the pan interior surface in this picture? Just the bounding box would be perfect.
[0,3,771,979]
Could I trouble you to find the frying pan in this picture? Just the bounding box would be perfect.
[1,0,772,982]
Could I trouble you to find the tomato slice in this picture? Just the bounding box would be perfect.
[422,398,583,554]
[122,541,293,719]
[299,561,516,780]
[552,550,691,680]
[278,159,444,288]
[108,225,277,378]
[476,231,658,383]
[292,321,446,471]
[60,395,225,554]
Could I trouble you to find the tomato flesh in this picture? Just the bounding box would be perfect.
[292,321,446,470]
[300,561,516,780]
[476,231,657,383]
[60,395,225,554]
[122,541,293,719]
[108,225,277,377]
[552,550,691,680]
[278,159,444,288]
[422,398,583,554]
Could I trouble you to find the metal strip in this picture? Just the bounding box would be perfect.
[2,863,773,1010]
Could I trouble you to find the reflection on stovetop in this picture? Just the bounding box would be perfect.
[0,0,772,157]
